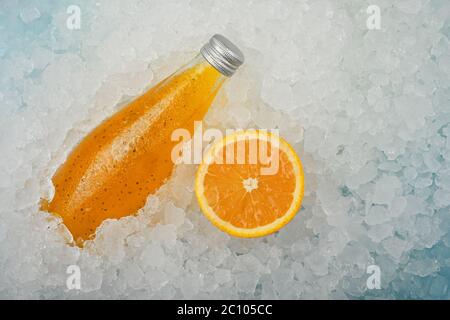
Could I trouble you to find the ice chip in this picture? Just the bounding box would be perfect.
[20,6,41,24]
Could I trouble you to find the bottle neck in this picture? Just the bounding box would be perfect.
[193,53,228,81]
[192,53,227,94]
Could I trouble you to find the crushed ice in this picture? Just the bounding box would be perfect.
[0,0,449,299]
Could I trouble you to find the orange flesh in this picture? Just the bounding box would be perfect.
[44,61,223,243]
[203,140,296,229]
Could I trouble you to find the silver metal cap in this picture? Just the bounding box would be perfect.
[200,34,245,77]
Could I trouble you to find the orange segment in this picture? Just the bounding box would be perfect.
[195,130,304,237]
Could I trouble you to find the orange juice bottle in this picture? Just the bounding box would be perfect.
[43,35,244,244]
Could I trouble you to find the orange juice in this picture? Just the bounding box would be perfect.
[43,35,244,244]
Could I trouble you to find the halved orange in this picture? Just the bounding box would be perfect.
[195,130,304,237]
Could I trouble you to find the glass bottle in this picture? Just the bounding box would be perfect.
[43,34,245,244]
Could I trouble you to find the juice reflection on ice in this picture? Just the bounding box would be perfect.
[43,35,244,244]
